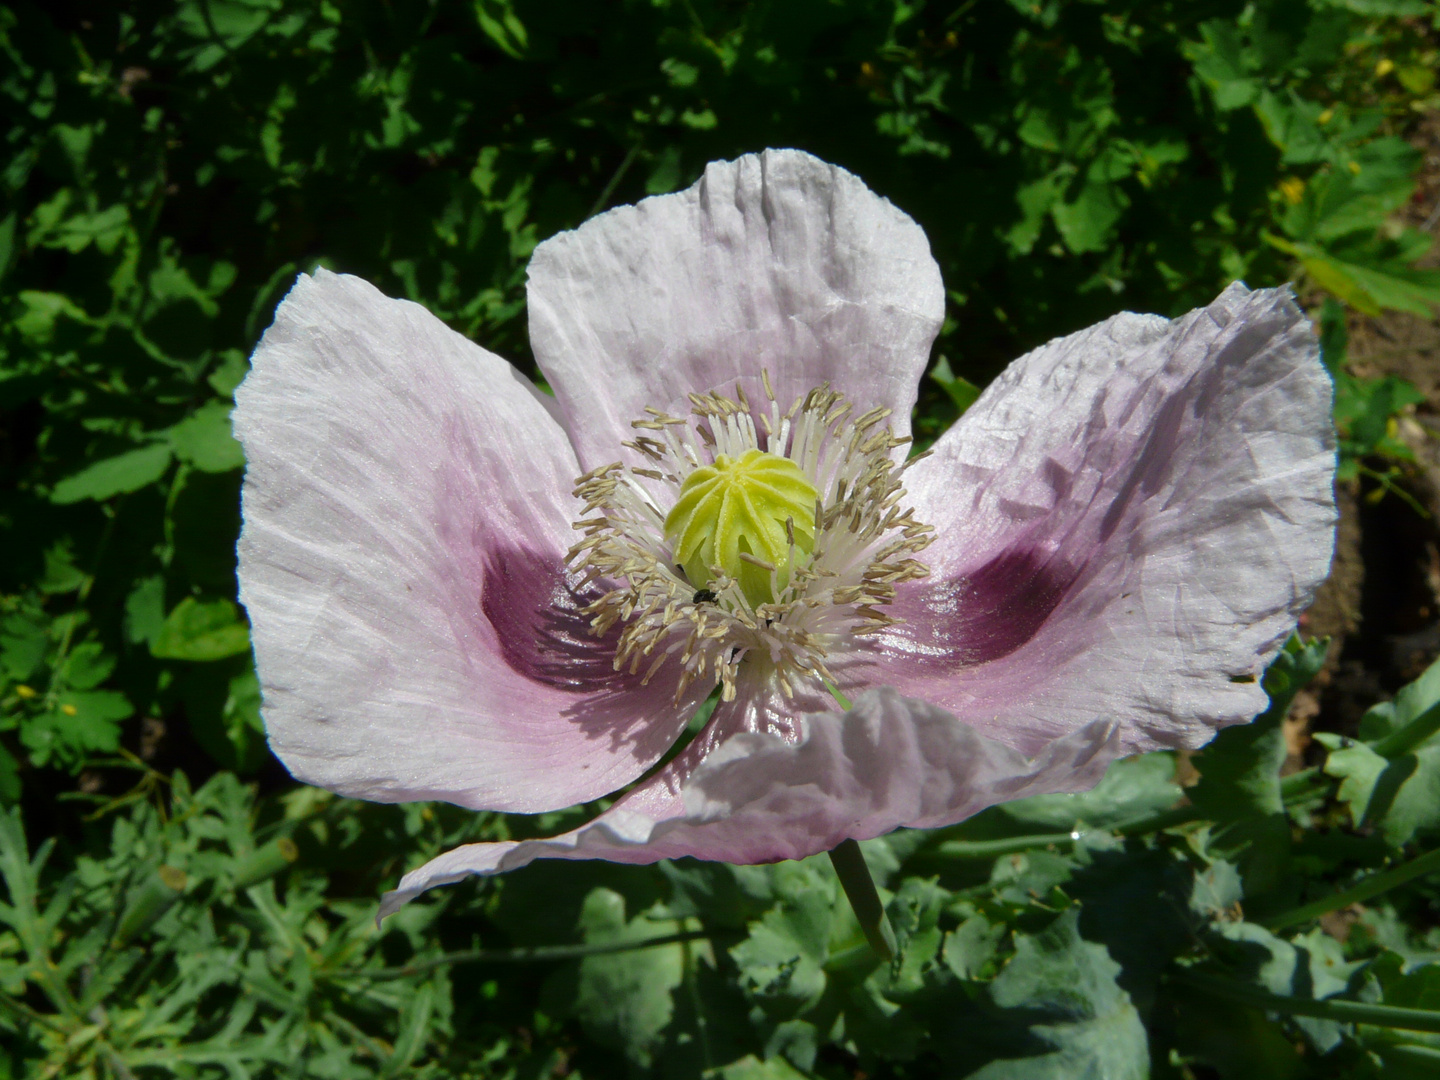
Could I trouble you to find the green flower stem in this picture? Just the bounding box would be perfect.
[1374,1044,1440,1067]
[1372,700,1440,758]
[829,837,896,962]
[231,837,299,890]
[924,766,1337,860]
[343,929,722,980]
[1114,804,1204,836]
[112,865,188,948]
[816,683,895,960]
[1174,968,1440,1033]
[931,833,1079,860]
[1260,846,1440,931]
[1279,765,1333,804]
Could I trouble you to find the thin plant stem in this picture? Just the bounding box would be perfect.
[829,838,896,962]
[587,145,639,218]
[1174,968,1440,1033]
[1261,847,1440,931]
[929,833,1077,860]
[339,929,720,980]
[1372,701,1440,758]
[816,683,894,960]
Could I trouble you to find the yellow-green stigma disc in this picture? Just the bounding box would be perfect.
[664,449,818,608]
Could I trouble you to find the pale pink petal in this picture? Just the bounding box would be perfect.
[859,284,1336,755]
[378,687,1121,917]
[235,271,706,813]
[526,149,945,472]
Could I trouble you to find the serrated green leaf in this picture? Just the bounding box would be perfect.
[998,752,1182,833]
[0,608,48,681]
[1004,172,1066,255]
[1189,638,1326,897]
[1317,735,1440,846]
[12,289,93,342]
[1191,638,1327,819]
[169,400,245,472]
[731,870,833,1015]
[969,909,1147,1080]
[21,690,130,767]
[56,642,114,690]
[123,576,167,646]
[151,598,251,661]
[50,444,172,504]
[1052,180,1127,255]
[943,914,1004,981]
[207,350,250,397]
[710,1055,808,1080]
[564,888,686,1069]
[1317,654,1440,845]
[1270,233,1440,317]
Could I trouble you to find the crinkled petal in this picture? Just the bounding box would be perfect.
[862,284,1336,755]
[527,148,945,471]
[235,271,705,813]
[378,687,1121,917]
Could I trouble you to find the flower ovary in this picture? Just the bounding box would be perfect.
[664,449,817,608]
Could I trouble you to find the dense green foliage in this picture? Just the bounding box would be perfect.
[3,0,1440,1077]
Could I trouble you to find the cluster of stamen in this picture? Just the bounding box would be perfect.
[567,372,934,703]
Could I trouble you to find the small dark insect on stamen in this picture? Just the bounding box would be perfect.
[692,588,718,604]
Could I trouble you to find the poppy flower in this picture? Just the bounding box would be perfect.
[232,150,1336,917]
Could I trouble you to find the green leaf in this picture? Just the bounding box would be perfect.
[968,909,1147,1080]
[1363,952,1440,1010]
[995,751,1182,833]
[1357,652,1440,748]
[12,290,94,342]
[565,888,685,1068]
[1270,233,1440,317]
[50,444,172,504]
[930,356,983,416]
[40,542,87,594]
[1189,637,1327,897]
[1317,653,1440,845]
[151,598,251,661]
[731,866,833,1015]
[1203,922,1356,1052]
[473,0,528,58]
[942,913,1004,981]
[710,1056,809,1080]
[55,642,115,690]
[170,401,246,473]
[1316,738,1440,847]
[1313,0,1432,14]
[1185,21,1259,111]
[207,349,250,397]
[1004,172,1066,255]
[0,607,48,681]
[123,576,167,646]
[21,690,131,767]
[1052,179,1127,255]
[1190,638,1327,819]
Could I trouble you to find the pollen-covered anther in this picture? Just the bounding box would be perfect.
[565,375,934,703]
